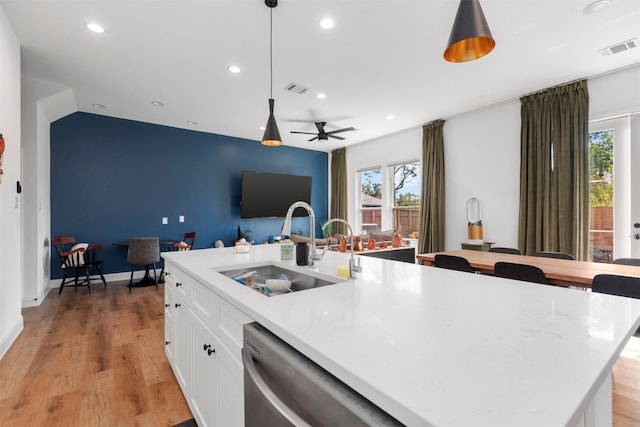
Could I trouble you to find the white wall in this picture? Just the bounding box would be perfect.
[589,65,640,120]
[345,64,640,252]
[22,78,75,305]
[0,4,23,358]
[443,100,521,249]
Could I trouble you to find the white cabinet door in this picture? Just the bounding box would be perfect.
[164,286,175,362]
[190,314,220,427]
[173,294,191,392]
[163,259,251,427]
[218,345,244,427]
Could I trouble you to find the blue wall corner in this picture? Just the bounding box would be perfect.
[50,112,328,277]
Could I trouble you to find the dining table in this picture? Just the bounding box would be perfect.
[417,249,640,288]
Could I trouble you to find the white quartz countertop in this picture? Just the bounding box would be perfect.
[163,245,640,427]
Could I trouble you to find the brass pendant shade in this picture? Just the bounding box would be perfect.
[444,0,495,63]
[262,98,283,146]
[261,0,283,146]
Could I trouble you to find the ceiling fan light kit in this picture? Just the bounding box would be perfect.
[444,0,495,63]
[261,0,283,146]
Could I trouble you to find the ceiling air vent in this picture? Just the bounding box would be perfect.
[284,83,309,95]
[599,38,638,56]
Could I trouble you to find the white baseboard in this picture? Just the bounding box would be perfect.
[46,270,156,294]
[0,315,24,359]
[22,271,149,307]
[22,285,50,307]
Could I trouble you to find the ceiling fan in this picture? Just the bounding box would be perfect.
[290,122,355,142]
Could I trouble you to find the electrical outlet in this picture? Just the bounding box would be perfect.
[179,215,185,223]
[162,217,168,225]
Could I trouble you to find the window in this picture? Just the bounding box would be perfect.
[359,168,382,233]
[358,162,422,237]
[588,128,614,262]
[392,161,421,238]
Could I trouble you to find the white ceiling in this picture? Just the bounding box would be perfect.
[2,0,639,152]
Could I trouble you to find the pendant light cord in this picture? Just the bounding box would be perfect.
[269,8,273,99]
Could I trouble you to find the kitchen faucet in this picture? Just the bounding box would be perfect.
[321,218,362,278]
[281,201,324,267]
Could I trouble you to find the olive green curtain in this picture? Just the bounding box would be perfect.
[518,80,589,260]
[330,147,348,236]
[418,120,446,254]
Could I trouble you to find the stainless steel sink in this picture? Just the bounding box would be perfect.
[218,264,340,296]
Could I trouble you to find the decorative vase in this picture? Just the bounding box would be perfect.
[368,238,376,250]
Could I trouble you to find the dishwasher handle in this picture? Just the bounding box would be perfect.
[242,346,312,427]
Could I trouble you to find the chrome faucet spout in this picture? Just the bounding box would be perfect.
[281,201,322,267]
[321,218,362,278]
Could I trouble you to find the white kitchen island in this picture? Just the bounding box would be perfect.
[162,244,640,427]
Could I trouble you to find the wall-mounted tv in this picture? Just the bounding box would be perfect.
[241,171,312,218]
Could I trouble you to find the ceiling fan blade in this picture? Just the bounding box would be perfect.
[281,118,317,123]
[308,136,319,142]
[328,134,346,140]
[315,122,326,133]
[327,127,355,135]
[291,131,318,135]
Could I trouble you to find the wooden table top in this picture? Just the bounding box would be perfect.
[416,249,640,287]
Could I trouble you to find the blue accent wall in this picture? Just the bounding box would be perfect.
[50,112,328,277]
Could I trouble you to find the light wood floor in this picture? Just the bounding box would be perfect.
[0,281,192,427]
[0,281,639,426]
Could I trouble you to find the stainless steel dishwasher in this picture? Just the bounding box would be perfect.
[242,322,403,427]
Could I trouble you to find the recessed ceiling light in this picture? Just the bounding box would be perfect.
[387,115,396,120]
[151,101,164,106]
[228,65,241,73]
[259,126,266,131]
[583,0,612,14]
[316,93,326,99]
[187,121,197,125]
[92,103,106,108]
[319,18,334,29]
[86,23,105,33]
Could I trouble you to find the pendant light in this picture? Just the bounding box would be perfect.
[444,0,495,63]
[261,0,283,146]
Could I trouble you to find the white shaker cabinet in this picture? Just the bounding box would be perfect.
[164,260,252,427]
[190,313,220,427]
[165,266,191,391]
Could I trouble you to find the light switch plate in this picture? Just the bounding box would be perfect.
[162,217,168,225]
[179,215,185,223]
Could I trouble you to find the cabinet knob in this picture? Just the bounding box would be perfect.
[175,303,181,308]
[165,341,171,346]
[165,271,171,276]
[164,303,170,308]
[176,282,182,287]
[207,348,216,356]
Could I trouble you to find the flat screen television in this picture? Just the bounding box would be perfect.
[241,171,312,218]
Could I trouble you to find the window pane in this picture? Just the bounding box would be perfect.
[360,168,381,233]
[392,162,420,238]
[589,129,614,263]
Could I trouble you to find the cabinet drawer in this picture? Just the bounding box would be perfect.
[191,285,249,360]
[170,267,192,300]
[191,282,216,324]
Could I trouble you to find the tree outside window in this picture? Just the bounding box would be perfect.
[589,129,614,262]
[393,162,420,238]
[360,168,382,232]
